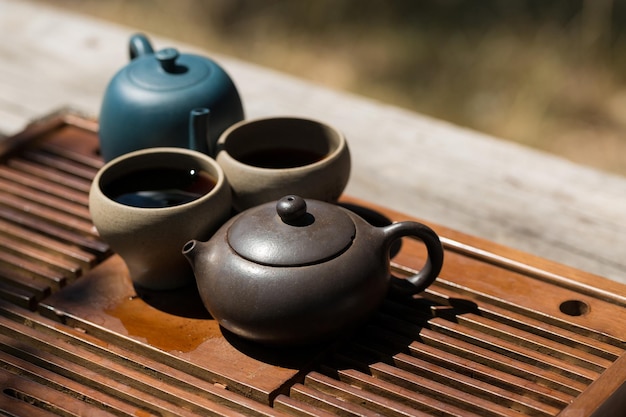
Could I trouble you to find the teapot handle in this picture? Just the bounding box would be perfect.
[129,33,155,60]
[383,221,444,295]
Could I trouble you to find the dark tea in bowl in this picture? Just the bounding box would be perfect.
[89,147,231,290]
[102,167,217,208]
[215,117,351,212]
[236,148,326,169]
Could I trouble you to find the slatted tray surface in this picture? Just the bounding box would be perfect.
[1,113,625,416]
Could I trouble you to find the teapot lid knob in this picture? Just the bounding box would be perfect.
[155,48,180,73]
[276,195,307,224]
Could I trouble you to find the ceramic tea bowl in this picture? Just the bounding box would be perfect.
[89,147,231,290]
[215,117,351,212]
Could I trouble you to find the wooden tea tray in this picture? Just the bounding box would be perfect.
[0,112,625,416]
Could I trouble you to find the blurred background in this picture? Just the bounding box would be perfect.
[40,0,625,176]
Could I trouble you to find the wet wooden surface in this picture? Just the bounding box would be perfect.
[1,0,625,285]
[0,113,624,415]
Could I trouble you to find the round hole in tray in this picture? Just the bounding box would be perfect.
[559,299,590,316]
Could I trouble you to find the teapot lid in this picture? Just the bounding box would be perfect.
[228,195,356,266]
[128,48,212,91]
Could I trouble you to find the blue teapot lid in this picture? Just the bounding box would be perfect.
[128,47,212,91]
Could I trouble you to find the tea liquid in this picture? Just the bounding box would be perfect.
[103,167,216,208]
[237,148,325,169]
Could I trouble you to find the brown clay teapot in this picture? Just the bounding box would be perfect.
[182,195,444,345]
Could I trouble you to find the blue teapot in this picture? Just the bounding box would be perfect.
[99,34,244,161]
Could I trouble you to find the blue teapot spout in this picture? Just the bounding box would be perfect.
[129,33,154,60]
[189,108,211,155]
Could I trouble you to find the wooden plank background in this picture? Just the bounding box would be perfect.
[0,0,625,284]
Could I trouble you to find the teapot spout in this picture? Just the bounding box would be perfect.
[188,108,211,155]
[182,239,201,270]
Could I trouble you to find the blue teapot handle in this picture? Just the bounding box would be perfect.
[129,33,155,60]
[384,221,444,295]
